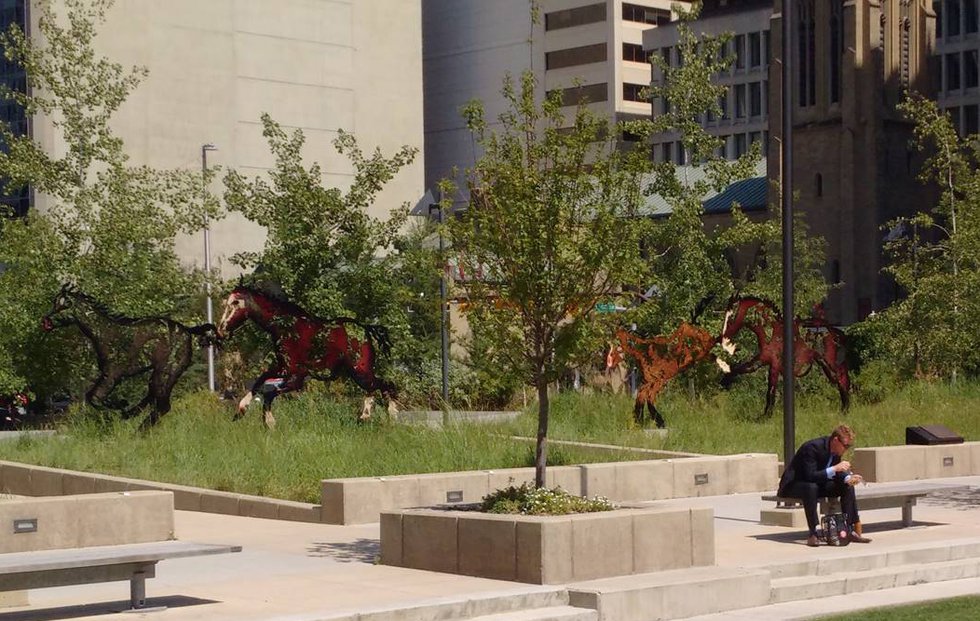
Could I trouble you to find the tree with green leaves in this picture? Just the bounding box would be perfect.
[0,0,213,400]
[449,69,651,487]
[876,93,980,378]
[221,114,436,396]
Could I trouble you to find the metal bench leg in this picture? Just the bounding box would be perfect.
[902,499,914,527]
[130,570,147,609]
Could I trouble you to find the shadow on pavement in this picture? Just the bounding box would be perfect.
[0,595,217,621]
[307,537,379,563]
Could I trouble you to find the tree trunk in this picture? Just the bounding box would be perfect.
[534,379,549,488]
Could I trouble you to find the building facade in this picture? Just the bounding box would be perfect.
[423,0,682,196]
[4,0,424,275]
[646,1,940,324]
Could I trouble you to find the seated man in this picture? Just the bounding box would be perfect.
[778,424,872,547]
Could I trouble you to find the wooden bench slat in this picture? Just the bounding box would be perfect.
[0,541,241,575]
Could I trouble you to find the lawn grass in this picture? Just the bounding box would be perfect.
[0,378,977,502]
[815,595,980,620]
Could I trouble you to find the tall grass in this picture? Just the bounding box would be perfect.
[0,379,977,502]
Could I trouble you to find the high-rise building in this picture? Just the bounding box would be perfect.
[935,0,980,136]
[423,0,683,196]
[1,0,424,275]
[0,0,29,217]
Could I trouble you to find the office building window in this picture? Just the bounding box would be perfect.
[661,141,673,163]
[623,42,646,63]
[749,32,762,67]
[949,0,962,37]
[735,34,745,69]
[623,83,648,102]
[967,49,979,88]
[763,30,770,67]
[749,82,762,116]
[936,1,943,38]
[734,133,748,157]
[735,83,747,118]
[622,3,670,26]
[0,0,29,217]
[830,0,844,103]
[547,83,608,106]
[546,43,607,70]
[964,104,979,136]
[719,93,729,120]
[661,46,672,68]
[545,3,606,31]
[948,52,962,90]
[967,0,979,34]
[798,0,816,107]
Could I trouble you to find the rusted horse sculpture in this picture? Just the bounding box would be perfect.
[41,284,216,428]
[216,284,396,428]
[721,296,850,419]
[610,322,729,428]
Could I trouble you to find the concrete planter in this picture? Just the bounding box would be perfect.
[380,505,714,584]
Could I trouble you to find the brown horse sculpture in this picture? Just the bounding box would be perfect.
[215,284,396,428]
[610,322,729,428]
[720,296,850,419]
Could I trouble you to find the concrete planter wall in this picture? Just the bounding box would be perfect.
[851,442,980,482]
[380,506,714,584]
[324,453,778,524]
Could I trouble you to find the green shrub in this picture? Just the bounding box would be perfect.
[481,482,614,515]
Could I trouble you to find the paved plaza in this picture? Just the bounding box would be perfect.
[2,476,979,621]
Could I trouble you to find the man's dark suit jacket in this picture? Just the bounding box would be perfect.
[778,435,847,496]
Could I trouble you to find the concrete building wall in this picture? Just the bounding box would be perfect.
[28,0,423,276]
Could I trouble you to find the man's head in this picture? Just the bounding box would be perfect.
[830,424,855,457]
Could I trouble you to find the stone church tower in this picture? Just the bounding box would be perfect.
[769,0,937,323]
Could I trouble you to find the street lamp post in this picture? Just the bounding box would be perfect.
[429,203,450,408]
[780,1,795,463]
[202,143,218,393]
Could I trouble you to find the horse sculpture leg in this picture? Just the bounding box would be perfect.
[763,367,781,419]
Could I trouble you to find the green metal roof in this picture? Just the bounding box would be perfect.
[640,159,769,217]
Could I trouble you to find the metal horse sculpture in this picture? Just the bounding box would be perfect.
[40,284,216,428]
[720,296,850,419]
[215,284,397,428]
[610,322,729,428]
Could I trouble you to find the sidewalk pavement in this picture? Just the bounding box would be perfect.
[2,475,979,621]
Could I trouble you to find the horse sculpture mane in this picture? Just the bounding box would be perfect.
[41,283,217,428]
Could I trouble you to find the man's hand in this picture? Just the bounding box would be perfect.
[833,460,851,473]
[848,473,864,486]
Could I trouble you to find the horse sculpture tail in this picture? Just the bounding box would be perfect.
[363,323,392,358]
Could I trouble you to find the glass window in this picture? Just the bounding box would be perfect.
[734,133,748,157]
[661,46,671,68]
[967,0,978,34]
[622,3,670,26]
[545,3,606,31]
[623,83,648,102]
[966,104,979,136]
[749,32,762,67]
[546,43,607,70]
[830,1,844,103]
[719,93,729,120]
[763,31,771,67]
[547,83,609,107]
[967,50,979,88]
[949,0,962,37]
[735,34,746,69]
[948,52,962,91]
[935,1,943,39]
[662,141,673,163]
[735,83,747,118]
[622,42,646,63]
[749,82,762,116]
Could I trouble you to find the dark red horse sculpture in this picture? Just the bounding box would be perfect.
[721,296,850,419]
[216,284,396,428]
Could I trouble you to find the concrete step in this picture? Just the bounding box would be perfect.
[468,605,598,621]
[320,587,570,621]
[756,536,980,579]
[567,565,771,620]
[770,556,980,603]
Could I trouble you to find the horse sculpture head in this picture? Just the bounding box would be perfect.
[217,287,251,339]
[41,284,78,332]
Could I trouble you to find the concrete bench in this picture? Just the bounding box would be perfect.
[761,482,968,528]
[0,540,241,610]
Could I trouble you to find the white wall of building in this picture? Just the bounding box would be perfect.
[30,0,424,275]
